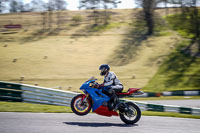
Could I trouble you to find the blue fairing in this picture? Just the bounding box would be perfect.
[80,80,110,111]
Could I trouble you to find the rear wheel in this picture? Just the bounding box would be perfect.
[70,94,92,116]
[119,102,141,124]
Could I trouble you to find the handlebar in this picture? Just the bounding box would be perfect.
[89,82,102,89]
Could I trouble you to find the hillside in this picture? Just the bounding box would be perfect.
[0,9,189,92]
[144,11,200,92]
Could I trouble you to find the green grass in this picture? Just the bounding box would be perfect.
[142,111,200,119]
[0,101,72,113]
[0,101,199,119]
[144,39,200,92]
[166,11,200,39]
[143,9,200,92]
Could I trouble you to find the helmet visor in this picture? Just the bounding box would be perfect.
[100,68,107,76]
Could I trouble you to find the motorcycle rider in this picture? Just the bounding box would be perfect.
[98,64,123,110]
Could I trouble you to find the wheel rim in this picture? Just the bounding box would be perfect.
[73,96,91,114]
[123,105,138,121]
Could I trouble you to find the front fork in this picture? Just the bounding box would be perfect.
[81,94,89,106]
[118,102,133,114]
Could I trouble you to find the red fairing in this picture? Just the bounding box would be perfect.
[94,106,118,117]
[116,88,141,96]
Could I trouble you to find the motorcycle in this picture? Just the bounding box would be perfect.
[70,77,143,124]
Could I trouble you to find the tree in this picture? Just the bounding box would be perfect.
[51,0,67,28]
[165,0,199,38]
[9,0,19,12]
[165,0,200,54]
[0,0,6,13]
[8,0,24,13]
[51,0,67,10]
[142,0,156,35]
[135,0,164,35]
[79,0,120,9]
[47,0,54,29]
[79,0,121,26]
[29,0,47,12]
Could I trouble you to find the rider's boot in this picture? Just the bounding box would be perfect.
[108,92,120,111]
[113,97,121,111]
[108,102,114,111]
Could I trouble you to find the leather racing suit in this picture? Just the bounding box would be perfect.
[101,71,123,110]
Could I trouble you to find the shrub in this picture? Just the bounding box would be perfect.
[71,15,83,26]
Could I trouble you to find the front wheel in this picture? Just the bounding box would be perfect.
[119,102,141,124]
[70,94,92,116]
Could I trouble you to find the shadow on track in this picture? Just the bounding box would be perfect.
[63,122,138,127]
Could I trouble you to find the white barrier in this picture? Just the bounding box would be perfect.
[21,84,79,106]
[0,81,200,115]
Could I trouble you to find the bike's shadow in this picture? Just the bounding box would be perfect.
[63,122,138,127]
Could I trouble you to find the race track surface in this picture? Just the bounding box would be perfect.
[0,112,199,133]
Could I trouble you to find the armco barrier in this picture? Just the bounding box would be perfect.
[163,90,200,96]
[0,81,78,106]
[126,100,200,115]
[0,81,23,102]
[130,90,200,98]
[129,92,161,97]
[0,81,200,115]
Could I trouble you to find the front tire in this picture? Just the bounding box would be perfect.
[119,102,141,124]
[71,94,92,116]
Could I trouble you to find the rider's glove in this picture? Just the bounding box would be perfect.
[94,83,104,89]
[99,83,104,87]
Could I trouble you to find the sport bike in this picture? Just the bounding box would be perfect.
[70,77,143,124]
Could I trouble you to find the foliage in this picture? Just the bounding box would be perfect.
[9,0,24,13]
[108,11,168,66]
[28,0,47,12]
[134,0,169,35]
[144,40,200,92]
[79,0,121,9]
[90,21,121,32]
[48,0,67,11]
[144,6,200,92]
[166,10,200,39]
[89,10,112,26]
[79,0,120,26]
[71,15,83,26]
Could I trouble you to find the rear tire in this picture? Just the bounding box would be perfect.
[119,102,141,124]
[71,94,92,116]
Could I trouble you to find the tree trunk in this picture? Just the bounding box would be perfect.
[41,12,47,30]
[143,0,155,35]
[57,11,61,29]
[48,10,53,29]
[144,10,154,35]
[193,7,199,38]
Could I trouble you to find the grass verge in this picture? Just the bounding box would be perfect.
[142,111,200,119]
[0,101,72,113]
[0,101,199,119]
[143,39,200,92]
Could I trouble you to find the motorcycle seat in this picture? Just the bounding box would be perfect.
[116,88,141,96]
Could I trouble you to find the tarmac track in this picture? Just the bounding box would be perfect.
[0,112,199,133]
